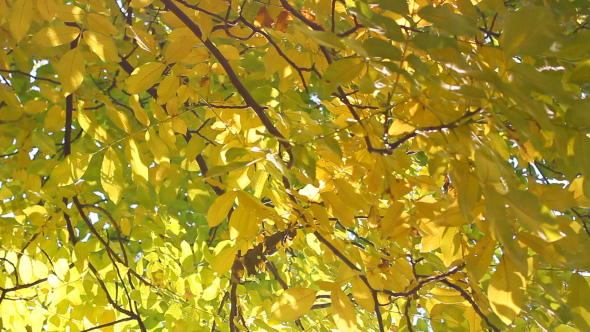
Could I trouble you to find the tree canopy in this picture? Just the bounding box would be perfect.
[1,0,590,331]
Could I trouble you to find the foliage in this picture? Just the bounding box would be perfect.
[1,0,590,331]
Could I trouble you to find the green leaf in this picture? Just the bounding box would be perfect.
[363,38,402,61]
[294,24,345,49]
[505,190,561,242]
[567,273,590,331]
[322,57,364,92]
[500,6,558,57]
[371,0,408,15]
[292,145,317,181]
[418,5,477,37]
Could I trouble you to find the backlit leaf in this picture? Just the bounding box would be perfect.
[501,6,557,57]
[57,47,85,95]
[9,0,32,42]
[101,147,124,204]
[18,255,33,284]
[418,5,477,37]
[567,273,590,331]
[49,152,91,186]
[206,191,238,228]
[125,62,166,94]
[271,288,318,321]
[83,31,121,63]
[488,256,526,325]
[32,25,80,47]
[332,289,358,332]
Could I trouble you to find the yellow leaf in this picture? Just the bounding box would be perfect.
[388,119,415,136]
[87,13,118,36]
[440,226,462,266]
[434,200,466,227]
[567,273,590,331]
[18,255,33,284]
[321,192,356,227]
[333,178,369,212]
[218,45,242,61]
[211,243,239,275]
[145,128,170,165]
[171,118,187,135]
[465,306,482,332]
[49,152,90,186]
[488,256,525,325]
[228,204,258,240]
[48,274,59,287]
[125,62,165,94]
[101,147,124,204]
[129,94,150,126]
[157,76,180,104]
[465,233,495,281]
[352,277,375,312]
[32,25,80,47]
[106,106,133,133]
[127,138,149,184]
[517,232,567,268]
[206,191,238,227]
[202,283,220,301]
[505,190,561,242]
[271,288,317,321]
[36,0,56,21]
[121,218,131,236]
[99,309,116,332]
[540,184,575,212]
[78,109,111,143]
[58,47,85,96]
[24,100,48,114]
[55,4,86,22]
[381,200,410,240]
[10,0,33,42]
[32,260,49,279]
[126,26,155,53]
[130,0,155,8]
[83,31,121,63]
[332,289,357,332]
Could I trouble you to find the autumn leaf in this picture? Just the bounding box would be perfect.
[271,288,318,321]
[332,289,358,332]
[2,1,589,331]
[57,47,85,95]
[488,256,526,325]
[125,62,166,94]
[9,0,33,42]
[275,10,293,32]
[83,31,121,63]
[31,25,80,47]
[254,5,274,28]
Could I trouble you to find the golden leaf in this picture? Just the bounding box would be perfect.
[271,288,317,321]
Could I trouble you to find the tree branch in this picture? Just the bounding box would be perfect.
[161,0,293,162]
